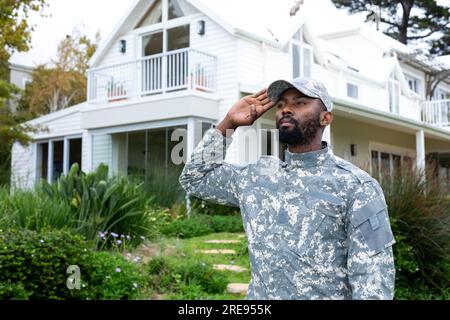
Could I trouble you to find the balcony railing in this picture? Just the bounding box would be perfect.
[421,100,450,128]
[87,48,217,104]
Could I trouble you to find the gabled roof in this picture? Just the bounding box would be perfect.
[26,102,85,126]
[90,0,332,67]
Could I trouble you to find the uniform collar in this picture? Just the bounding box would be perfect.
[284,141,333,168]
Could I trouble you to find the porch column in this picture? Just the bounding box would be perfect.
[185,118,196,217]
[63,138,69,175]
[186,118,195,160]
[416,129,425,173]
[47,140,53,183]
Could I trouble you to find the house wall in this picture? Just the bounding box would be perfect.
[331,114,416,169]
[10,142,35,190]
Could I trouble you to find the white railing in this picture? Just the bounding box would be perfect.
[421,100,450,128]
[88,48,217,104]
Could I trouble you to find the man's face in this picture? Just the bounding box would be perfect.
[275,88,327,146]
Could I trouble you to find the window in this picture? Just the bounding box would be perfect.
[136,0,197,27]
[36,138,82,184]
[142,31,163,56]
[388,74,400,114]
[347,83,358,99]
[167,25,190,51]
[37,142,49,182]
[291,28,313,79]
[405,74,422,95]
[136,0,162,28]
[370,147,415,180]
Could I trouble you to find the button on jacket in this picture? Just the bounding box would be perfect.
[179,128,396,300]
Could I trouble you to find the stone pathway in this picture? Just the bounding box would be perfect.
[204,240,240,244]
[198,236,250,296]
[226,283,249,295]
[213,264,248,272]
[197,249,236,254]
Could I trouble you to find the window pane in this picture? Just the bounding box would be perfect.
[128,131,146,178]
[137,0,162,27]
[69,138,82,172]
[167,25,190,51]
[347,83,358,99]
[392,154,401,176]
[37,143,48,181]
[371,150,379,179]
[202,122,213,137]
[143,32,163,56]
[403,156,414,171]
[260,129,272,156]
[292,44,300,78]
[52,141,64,182]
[303,47,311,78]
[169,0,183,19]
[380,152,390,177]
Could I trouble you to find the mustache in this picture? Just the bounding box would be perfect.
[277,116,299,126]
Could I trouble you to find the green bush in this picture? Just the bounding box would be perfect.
[146,256,227,297]
[380,167,450,299]
[0,164,171,249]
[0,229,146,300]
[161,214,243,239]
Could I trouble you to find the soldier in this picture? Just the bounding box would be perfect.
[179,78,396,300]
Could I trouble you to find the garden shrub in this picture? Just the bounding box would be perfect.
[146,256,228,297]
[0,229,146,300]
[160,214,243,239]
[380,168,450,299]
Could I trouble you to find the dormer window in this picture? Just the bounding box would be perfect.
[291,27,312,79]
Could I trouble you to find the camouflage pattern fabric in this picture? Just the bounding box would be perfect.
[179,128,396,300]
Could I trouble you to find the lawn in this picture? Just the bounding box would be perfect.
[136,232,251,300]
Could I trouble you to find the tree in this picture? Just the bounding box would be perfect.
[0,0,47,186]
[331,0,450,56]
[20,30,100,116]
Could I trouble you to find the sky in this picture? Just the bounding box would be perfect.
[9,0,450,68]
[10,0,137,67]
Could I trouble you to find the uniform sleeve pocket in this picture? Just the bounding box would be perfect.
[350,196,395,256]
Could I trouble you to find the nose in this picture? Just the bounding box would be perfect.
[279,103,294,117]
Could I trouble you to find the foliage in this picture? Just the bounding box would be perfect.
[380,167,450,299]
[0,228,146,300]
[0,0,48,186]
[146,256,228,298]
[332,0,450,55]
[0,164,170,249]
[161,214,243,239]
[19,30,101,116]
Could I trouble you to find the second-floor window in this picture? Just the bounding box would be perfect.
[388,74,400,114]
[291,28,312,79]
[347,83,358,99]
[405,74,422,95]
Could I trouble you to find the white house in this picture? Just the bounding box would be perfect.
[10,0,450,190]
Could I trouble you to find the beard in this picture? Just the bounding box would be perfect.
[277,112,322,146]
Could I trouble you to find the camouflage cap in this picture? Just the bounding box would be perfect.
[267,78,333,111]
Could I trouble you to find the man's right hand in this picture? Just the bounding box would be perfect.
[216,88,275,136]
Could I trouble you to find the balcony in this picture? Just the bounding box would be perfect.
[421,100,450,128]
[87,48,217,104]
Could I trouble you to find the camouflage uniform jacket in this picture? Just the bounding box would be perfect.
[179,128,396,300]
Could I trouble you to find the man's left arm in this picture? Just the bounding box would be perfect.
[346,180,396,300]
